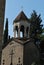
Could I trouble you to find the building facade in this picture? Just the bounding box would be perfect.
[1,11,40,65]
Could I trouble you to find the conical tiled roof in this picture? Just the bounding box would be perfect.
[13,11,29,23]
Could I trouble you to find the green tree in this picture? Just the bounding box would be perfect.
[30,10,43,42]
[3,18,8,47]
[40,28,44,41]
[42,28,44,33]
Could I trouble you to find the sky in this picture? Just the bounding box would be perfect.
[5,0,44,37]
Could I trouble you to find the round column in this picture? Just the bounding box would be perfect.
[14,30,16,38]
[13,26,16,38]
[18,28,20,38]
[24,27,26,37]
[28,29,30,38]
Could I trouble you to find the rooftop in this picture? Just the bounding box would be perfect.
[13,11,29,24]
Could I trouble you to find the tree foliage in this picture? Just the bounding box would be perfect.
[30,10,43,41]
[42,28,44,33]
[40,28,44,41]
[3,18,8,46]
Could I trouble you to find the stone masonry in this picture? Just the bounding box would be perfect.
[0,0,6,64]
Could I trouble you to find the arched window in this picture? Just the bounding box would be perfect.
[15,26,18,37]
[26,27,29,37]
[20,25,24,38]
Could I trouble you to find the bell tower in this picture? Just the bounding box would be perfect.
[0,0,6,64]
[13,11,30,39]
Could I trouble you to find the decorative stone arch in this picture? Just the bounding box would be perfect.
[14,24,30,38]
[20,25,25,38]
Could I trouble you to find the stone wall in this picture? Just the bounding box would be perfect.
[0,0,6,64]
[1,39,40,65]
[1,41,24,65]
[24,41,40,65]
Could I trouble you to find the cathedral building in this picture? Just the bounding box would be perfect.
[1,11,40,65]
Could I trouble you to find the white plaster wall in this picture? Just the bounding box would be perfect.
[13,20,30,29]
[20,21,30,28]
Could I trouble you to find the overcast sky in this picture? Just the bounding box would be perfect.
[5,0,44,37]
